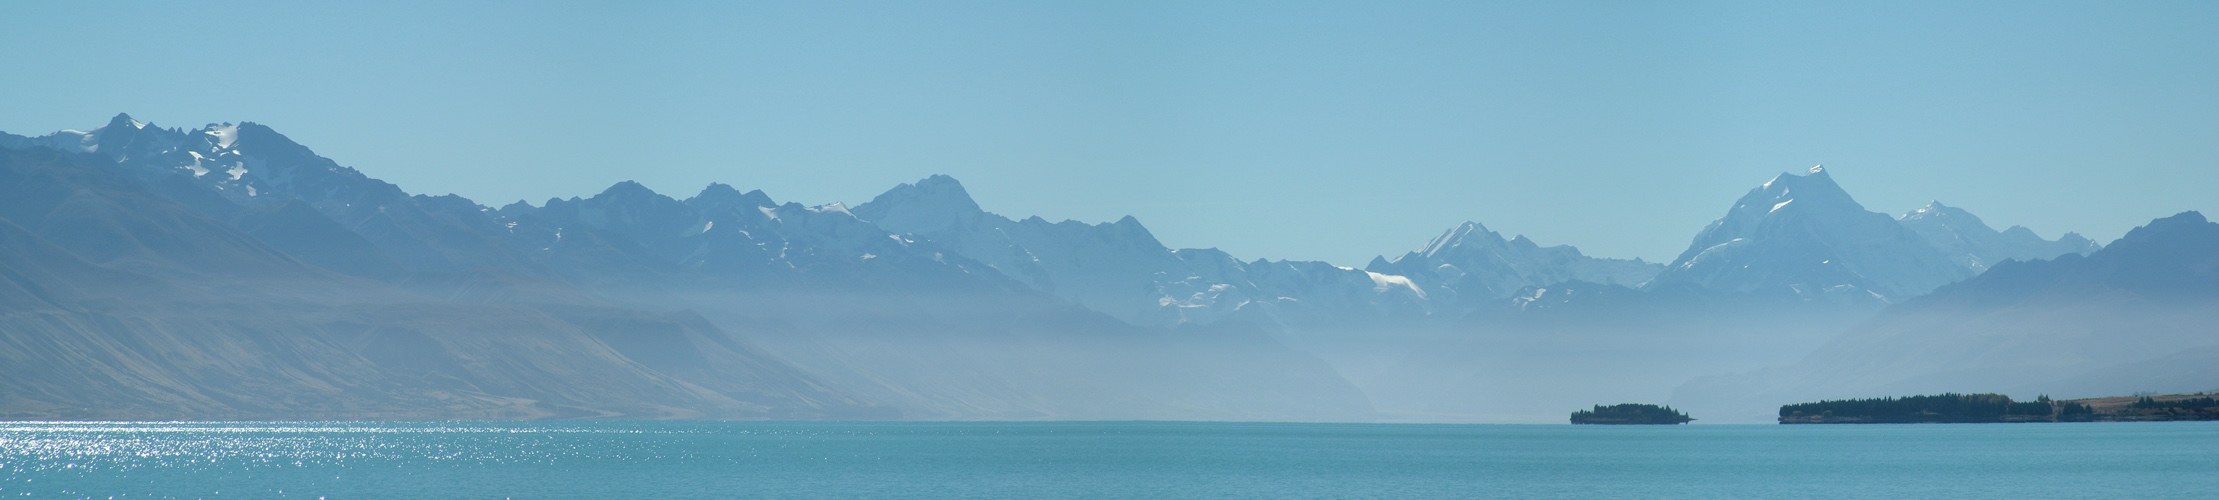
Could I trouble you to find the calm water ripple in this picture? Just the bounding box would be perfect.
[1,421,2214,499]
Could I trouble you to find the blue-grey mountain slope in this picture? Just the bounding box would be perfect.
[0,147,882,420]
[1673,211,2219,422]
[2,114,540,278]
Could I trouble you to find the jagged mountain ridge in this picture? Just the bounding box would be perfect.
[1365,221,1663,306]
[853,175,1674,331]
[851,175,1435,330]
[1899,201,2101,272]
[2,114,540,277]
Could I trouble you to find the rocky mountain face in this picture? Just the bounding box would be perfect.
[1673,211,2219,422]
[1899,201,2101,272]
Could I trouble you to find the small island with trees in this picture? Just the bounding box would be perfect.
[1571,403,1694,425]
[1779,392,2219,424]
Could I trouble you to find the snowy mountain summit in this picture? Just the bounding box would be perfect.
[2,113,365,207]
[1644,165,1971,304]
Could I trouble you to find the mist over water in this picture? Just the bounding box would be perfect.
[5,421,2216,499]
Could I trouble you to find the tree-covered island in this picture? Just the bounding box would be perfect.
[1571,403,1694,425]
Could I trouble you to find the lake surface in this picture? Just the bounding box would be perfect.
[2,421,2214,499]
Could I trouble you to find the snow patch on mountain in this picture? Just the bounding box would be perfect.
[205,124,239,149]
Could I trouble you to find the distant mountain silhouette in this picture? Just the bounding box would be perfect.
[1675,211,2219,422]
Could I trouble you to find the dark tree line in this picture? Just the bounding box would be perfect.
[2132,396,2219,409]
[1779,393,2093,423]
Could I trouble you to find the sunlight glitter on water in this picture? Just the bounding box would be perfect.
[4,421,2217,500]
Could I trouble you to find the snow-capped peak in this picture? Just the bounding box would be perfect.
[862,175,983,216]
[1746,166,1858,217]
[1904,200,1974,219]
[1651,166,1970,303]
[105,112,149,130]
[851,175,987,233]
[105,113,141,131]
[1417,221,1494,258]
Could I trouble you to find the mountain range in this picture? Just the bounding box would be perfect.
[1354,166,2101,420]
[3,113,2189,423]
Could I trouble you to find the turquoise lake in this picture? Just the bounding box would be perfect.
[2,421,2214,499]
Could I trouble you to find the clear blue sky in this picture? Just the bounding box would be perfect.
[5,1,2215,264]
